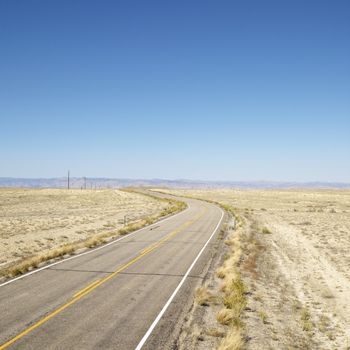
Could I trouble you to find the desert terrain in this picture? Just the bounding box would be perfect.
[2,187,350,349]
[0,188,169,274]
[159,188,350,349]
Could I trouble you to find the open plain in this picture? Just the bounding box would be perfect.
[159,188,350,349]
[0,188,169,274]
[1,187,350,349]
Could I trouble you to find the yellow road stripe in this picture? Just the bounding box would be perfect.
[139,218,194,255]
[73,279,101,298]
[0,209,206,350]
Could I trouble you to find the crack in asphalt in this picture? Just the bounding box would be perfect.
[47,267,203,279]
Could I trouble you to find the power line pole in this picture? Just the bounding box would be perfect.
[84,177,86,190]
[67,170,70,190]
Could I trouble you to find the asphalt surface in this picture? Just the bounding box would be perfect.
[0,194,224,350]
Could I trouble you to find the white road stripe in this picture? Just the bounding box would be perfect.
[0,205,190,288]
[135,207,225,350]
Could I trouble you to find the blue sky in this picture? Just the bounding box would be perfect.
[1,0,349,182]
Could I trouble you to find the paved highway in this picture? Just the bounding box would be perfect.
[0,194,224,350]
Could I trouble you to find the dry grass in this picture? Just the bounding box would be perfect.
[217,328,243,350]
[258,310,268,324]
[217,308,235,325]
[0,188,186,278]
[166,192,248,348]
[205,328,226,338]
[212,207,247,347]
[195,285,213,306]
[223,279,246,315]
[318,315,331,333]
[159,188,350,349]
[261,227,272,234]
[6,244,76,276]
[301,308,313,332]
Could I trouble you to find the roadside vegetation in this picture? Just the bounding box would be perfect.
[180,202,252,350]
[163,191,252,349]
[215,206,246,349]
[159,188,350,349]
[0,188,186,279]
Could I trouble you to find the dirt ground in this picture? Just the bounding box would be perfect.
[160,188,350,350]
[0,188,168,270]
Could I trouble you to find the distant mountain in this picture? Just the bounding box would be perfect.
[0,177,349,189]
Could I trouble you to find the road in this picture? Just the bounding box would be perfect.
[0,194,224,350]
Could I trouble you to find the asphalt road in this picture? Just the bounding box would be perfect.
[0,194,224,350]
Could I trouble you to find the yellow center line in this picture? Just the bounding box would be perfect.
[73,279,101,298]
[139,211,202,255]
[0,208,207,350]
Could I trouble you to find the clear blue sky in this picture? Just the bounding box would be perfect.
[1,0,349,182]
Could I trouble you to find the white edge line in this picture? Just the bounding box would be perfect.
[135,207,225,350]
[0,204,191,288]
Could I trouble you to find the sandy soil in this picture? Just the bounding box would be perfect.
[160,188,350,349]
[0,188,168,269]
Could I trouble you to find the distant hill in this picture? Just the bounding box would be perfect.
[0,177,349,189]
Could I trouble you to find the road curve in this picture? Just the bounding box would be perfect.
[0,193,224,350]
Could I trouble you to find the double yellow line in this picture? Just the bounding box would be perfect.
[73,279,101,298]
[0,210,206,349]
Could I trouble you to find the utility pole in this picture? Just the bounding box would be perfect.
[68,170,70,190]
[84,177,87,190]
